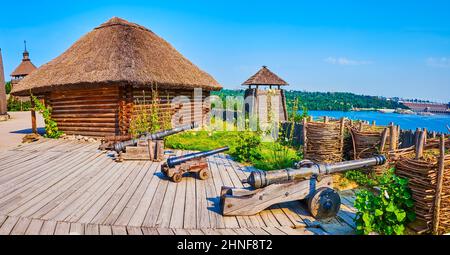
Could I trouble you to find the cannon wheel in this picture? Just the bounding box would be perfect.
[171,173,183,183]
[198,169,209,180]
[307,187,341,219]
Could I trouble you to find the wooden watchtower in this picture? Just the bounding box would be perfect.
[242,66,288,122]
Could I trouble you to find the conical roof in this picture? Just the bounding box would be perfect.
[11,17,221,96]
[10,50,37,77]
[242,66,288,86]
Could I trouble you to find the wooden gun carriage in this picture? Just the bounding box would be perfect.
[114,122,198,161]
[162,146,229,183]
[221,155,386,219]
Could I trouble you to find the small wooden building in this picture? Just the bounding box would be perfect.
[242,66,288,122]
[11,17,221,137]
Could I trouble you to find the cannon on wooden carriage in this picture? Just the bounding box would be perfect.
[114,122,198,161]
[220,155,386,219]
[162,146,230,183]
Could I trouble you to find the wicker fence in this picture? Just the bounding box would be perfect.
[391,134,450,234]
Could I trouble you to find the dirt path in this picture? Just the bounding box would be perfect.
[0,111,45,152]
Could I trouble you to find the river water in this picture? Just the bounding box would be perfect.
[308,110,450,133]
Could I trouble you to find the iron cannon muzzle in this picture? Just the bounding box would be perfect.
[166,146,230,168]
[113,122,198,153]
[246,155,386,189]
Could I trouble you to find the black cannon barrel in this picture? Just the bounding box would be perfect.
[166,146,230,168]
[114,122,198,153]
[246,155,386,189]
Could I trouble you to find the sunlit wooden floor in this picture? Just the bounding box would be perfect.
[0,139,356,235]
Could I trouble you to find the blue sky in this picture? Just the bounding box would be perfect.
[0,0,449,102]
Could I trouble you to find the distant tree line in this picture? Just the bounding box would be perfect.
[211,89,408,112]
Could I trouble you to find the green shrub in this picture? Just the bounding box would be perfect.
[344,170,378,187]
[231,132,262,162]
[31,95,63,138]
[253,142,301,170]
[354,169,415,235]
[7,96,31,111]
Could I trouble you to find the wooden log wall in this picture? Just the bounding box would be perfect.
[49,86,120,137]
[131,88,210,129]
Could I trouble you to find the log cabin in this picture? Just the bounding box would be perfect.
[11,17,221,137]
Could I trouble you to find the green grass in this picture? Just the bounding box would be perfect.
[164,130,301,171]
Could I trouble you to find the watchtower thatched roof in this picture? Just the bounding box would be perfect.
[11,17,221,96]
[242,66,288,86]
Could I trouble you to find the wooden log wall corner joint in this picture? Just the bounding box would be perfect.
[432,135,446,234]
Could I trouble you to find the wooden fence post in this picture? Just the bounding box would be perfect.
[389,123,397,151]
[415,131,425,159]
[432,135,446,234]
[372,120,376,126]
[324,116,329,123]
[30,96,37,134]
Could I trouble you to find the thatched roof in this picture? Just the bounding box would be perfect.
[242,66,288,86]
[11,17,221,96]
[10,51,37,77]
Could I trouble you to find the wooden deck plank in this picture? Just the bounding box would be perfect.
[155,176,178,228]
[0,145,92,200]
[111,225,128,235]
[156,228,175,235]
[172,228,190,235]
[126,226,143,235]
[0,216,19,235]
[0,151,101,215]
[141,227,159,235]
[69,161,138,223]
[208,155,239,228]
[128,164,164,227]
[39,220,57,235]
[247,227,270,235]
[196,170,211,229]
[102,161,153,225]
[169,173,187,228]
[24,219,44,235]
[54,221,71,235]
[84,223,99,235]
[22,154,113,219]
[99,225,112,235]
[10,217,31,235]
[69,222,85,235]
[142,176,169,227]
[183,175,197,229]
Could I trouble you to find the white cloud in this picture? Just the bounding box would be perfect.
[324,57,372,66]
[426,57,450,68]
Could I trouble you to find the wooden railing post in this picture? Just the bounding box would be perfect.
[432,134,446,234]
[30,96,37,134]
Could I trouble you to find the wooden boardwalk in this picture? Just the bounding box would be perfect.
[0,139,357,235]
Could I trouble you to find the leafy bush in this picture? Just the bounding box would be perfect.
[231,132,262,163]
[354,169,415,235]
[7,96,31,111]
[31,95,63,138]
[344,170,378,187]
